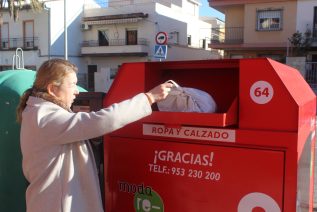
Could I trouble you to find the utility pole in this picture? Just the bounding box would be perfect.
[64,0,68,60]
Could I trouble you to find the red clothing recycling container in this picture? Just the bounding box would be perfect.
[103,58,316,212]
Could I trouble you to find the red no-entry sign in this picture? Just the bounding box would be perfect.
[155,32,168,45]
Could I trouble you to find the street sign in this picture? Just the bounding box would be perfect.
[155,32,168,45]
[154,45,167,59]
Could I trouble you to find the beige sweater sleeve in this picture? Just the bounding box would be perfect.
[22,93,152,145]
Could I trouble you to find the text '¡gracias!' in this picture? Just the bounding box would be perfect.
[153,150,214,167]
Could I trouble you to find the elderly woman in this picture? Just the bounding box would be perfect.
[16,58,172,212]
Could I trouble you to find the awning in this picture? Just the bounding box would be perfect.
[85,18,143,25]
[83,13,148,25]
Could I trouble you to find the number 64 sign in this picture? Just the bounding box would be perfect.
[250,81,274,104]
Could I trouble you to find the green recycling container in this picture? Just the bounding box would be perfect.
[0,70,34,212]
[0,69,86,211]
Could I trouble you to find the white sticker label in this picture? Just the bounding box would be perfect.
[250,81,274,104]
[238,192,281,212]
[143,124,236,143]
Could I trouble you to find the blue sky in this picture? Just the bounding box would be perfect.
[199,0,225,20]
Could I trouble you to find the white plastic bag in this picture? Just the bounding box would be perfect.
[157,80,217,113]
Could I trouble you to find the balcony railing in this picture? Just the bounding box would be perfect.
[81,38,148,47]
[210,27,244,44]
[0,37,39,50]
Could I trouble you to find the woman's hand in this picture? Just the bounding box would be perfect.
[145,82,174,104]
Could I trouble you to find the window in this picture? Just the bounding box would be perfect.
[169,31,179,44]
[201,39,206,49]
[24,20,34,48]
[257,10,282,31]
[1,22,9,49]
[98,30,109,46]
[126,30,137,45]
[187,35,191,45]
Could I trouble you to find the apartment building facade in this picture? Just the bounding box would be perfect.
[81,0,220,91]
[209,0,317,91]
[0,0,220,91]
[0,0,88,84]
[209,0,300,62]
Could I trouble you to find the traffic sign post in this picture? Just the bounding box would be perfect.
[154,45,167,59]
[154,32,168,60]
[155,32,168,45]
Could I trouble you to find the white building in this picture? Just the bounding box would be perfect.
[81,0,220,91]
[200,16,224,57]
[0,0,89,85]
[0,0,220,91]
